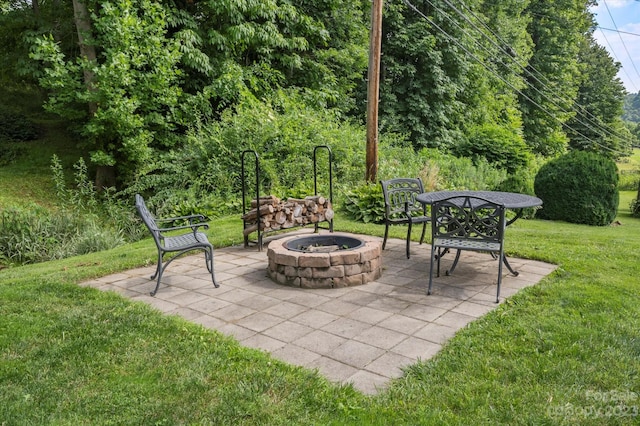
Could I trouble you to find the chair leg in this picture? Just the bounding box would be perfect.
[419,221,427,245]
[151,264,164,296]
[496,252,504,303]
[428,244,436,295]
[382,223,389,250]
[150,252,162,280]
[406,221,413,259]
[446,250,462,276]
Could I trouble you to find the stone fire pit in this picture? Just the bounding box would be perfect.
[267,233,382,288]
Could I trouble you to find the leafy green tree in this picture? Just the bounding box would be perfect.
[377,0,480,150]
[520,0,593,156]
[162,0,368,117]
[374,0,533,155]
[623,93,640,123]
[0,0,76,88]
[566,34,631,157]
[31,0,183,186]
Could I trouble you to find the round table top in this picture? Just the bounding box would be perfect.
[416,190,542,209]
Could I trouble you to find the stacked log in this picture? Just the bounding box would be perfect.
[242,195,334,237]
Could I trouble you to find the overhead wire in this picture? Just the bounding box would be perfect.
[596,27,639,93]
[450,0,636,149]
[602,0,640,88]
[598,26,640,38]
[400,0,630,155]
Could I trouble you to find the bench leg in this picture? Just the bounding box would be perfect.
[151,264,164,297]
[206,246,219,288]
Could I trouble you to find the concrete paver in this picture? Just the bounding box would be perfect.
[81,229,556,394]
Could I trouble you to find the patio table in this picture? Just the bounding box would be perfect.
[416,190,542,275]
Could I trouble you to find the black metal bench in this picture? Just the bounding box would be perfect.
[135,194,218,296]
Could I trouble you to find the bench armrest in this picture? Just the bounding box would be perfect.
[157,222,210,233]
[156,214,206,223]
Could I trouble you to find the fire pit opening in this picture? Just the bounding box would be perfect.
[267,233,382,288]
[284,235,364,253]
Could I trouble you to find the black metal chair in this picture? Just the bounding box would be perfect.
[135,194,218,296]
[380,178,430,259]
[428,195,506,303]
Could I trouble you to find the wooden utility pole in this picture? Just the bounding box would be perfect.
[366,0,383,183]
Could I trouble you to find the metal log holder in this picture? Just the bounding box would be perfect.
[241,145,334,251]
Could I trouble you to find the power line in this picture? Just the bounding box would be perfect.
[403,0,630,155]
[598,26,640,37]
[450,0,635,148]
[597,27,640,93]
[401,0,620,156]
[602,0,640,89]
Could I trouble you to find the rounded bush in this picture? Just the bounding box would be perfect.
[534,150,619,226]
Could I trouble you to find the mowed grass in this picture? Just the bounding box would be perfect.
[1,121,640,423]
[1,195,640,424]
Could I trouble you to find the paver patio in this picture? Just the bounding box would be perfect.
[81,230,556,394]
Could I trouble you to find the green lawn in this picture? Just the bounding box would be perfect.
[1,194,639,424]
[1,115,639,424]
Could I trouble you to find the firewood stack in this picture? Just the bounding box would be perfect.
[242,195,334,237]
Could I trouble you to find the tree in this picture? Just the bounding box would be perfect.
[622,93,640,123]
[566,34,631,157]
[377,0,479,150]
[31,0,184,187]
[520,0,593,156]
[0,0,76,89]
[376,0,533,156]
[162,0,369,117]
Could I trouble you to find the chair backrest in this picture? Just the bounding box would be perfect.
[135,194,162,245]
[431,196,506,246]
[380,178,426,218]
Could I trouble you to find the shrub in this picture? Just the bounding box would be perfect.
[631,180,640,218]
[453,123,533,174]
[494,160,541,219]
[0,205,124,265]
[0,141,25,166]
[378,146,507,192]
[342,148,510,224]
[534,150,619,226]
[0,111,39,141]
[342,183,385,224]
[128,90,366,217]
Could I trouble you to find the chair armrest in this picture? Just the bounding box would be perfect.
[157,222,210,233]
[156,214,206,223]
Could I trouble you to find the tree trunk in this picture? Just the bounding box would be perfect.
[72,0,112,189]
[95,165,116,191]
[71,0,97,116]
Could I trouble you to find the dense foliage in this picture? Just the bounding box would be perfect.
[0,155,143,266]
[0,0,635,190]
[633,180,640,217]
[566,35,632,157]
[623,93,640,123]
[534,150,619,226]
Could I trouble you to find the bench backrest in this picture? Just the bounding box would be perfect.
[135,194,162,246]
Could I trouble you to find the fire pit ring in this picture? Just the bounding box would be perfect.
[284,235,364,253]
[267,233,382,288]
